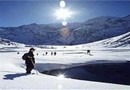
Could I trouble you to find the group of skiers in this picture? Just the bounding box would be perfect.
[22,48,91,74]
[42,52,57,56]
[22,48,58,74]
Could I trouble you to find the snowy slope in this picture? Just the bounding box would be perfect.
[0,45,130,89]
[83,32,130,48]
[0,38,25,48]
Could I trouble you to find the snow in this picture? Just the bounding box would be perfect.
[81,32,130,48]
[0,38,25,48]
[1,15,129,45]
[0,43,130,89]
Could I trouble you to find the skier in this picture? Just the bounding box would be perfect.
[24,48,35,74]
[87,49,91,55]
[51,52,53,56]
[54,52,57,56]
[17,52,19,54]
[45,52,48,55]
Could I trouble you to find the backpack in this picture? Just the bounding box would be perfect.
[22,53,28,60]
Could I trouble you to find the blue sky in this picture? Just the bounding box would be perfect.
[0,0,130,27]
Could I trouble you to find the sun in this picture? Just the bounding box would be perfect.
[55,8,73,20]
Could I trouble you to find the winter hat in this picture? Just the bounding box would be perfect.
[30,48,35,51]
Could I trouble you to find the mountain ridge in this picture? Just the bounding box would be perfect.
[0,15,130,45]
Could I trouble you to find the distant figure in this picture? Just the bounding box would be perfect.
[17,52,20,54]
[22,48,35,74]
[87,50,91,55]
[36,53,38,56]
[45,52,48,55]
[51,52,53,56]
[54,52,57,56]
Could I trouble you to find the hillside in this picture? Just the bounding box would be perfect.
[0,38,25,48]
[0,15,130,45]
[83,32,130,48]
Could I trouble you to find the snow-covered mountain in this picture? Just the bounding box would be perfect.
[84,32,130,48]
[0,15,130,45]
[0,38,25,47]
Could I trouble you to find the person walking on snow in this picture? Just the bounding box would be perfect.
[87,49,91,55]
[25,48,35,74]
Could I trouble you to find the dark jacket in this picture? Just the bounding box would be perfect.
[25,51,35,68]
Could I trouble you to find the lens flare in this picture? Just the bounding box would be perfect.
[60,27,70,38]
[59,0,66,8]
[55,0,75,26]
[62,21,67,26]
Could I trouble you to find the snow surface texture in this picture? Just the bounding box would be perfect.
[0,43,130,89]
[82,32,130,48]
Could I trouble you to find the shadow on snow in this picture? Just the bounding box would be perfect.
[3,73,28,80]
[40,61,130,85]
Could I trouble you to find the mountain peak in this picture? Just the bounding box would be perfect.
[29,23,38,26]
[0,15,130,45]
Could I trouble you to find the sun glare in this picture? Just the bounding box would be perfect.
[57,74,65,80]
[55,8,73,20]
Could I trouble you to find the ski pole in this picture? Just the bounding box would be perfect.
[30,59,39,75]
